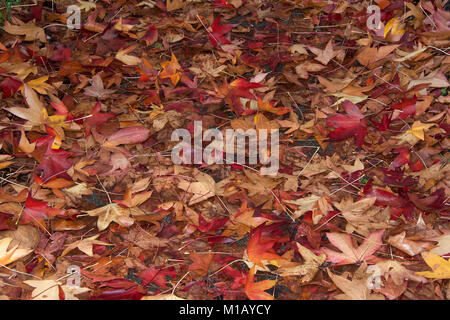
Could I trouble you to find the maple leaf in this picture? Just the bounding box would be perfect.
[85,203,142,231]
[78,0,97,11]
[389,148,411,169]
[189,252,214,276]
[384,17,405,40]
[375,260,426,285]
[0,237,32,266]
[429,233,450,256]
[320,230,384,265]
[22,194,63,227]
[406,69,449,91]
[228,202,269,229]
[308,39,337,65]
[24,280,90,300]
[115,45,141,66]
[363,181,410,207]
[405,121,435,140]
[195,213,228,233]
[214,78,264,115]
[327,268,384,300]
[142,24,158,46]
[25,76,55,95]
[61,234,111,257]
[84,74,116,100]
[138,267,176,287]
[257,97,290,115]
[35,146,73,182]
[212,0,234,8]
[0,77,22,98]
[355,45,399,67]
[244,266,275,300]
[326,100,367,146]
[2,21,46,42]
[416,252,450,279]
[387,232,434,256]
[208,17,236,47]
[277,243,326,283]
[113,189,153,208]
[246,224,282,268]
[159,52,182,86]
[240,170,282,197]
[6,84,47,126]
[166,0,185,11]
[335,197,390,237]
[177,170,216,205]
[84,101,116,137]
[103,126,150,147]
[285,194,321,219]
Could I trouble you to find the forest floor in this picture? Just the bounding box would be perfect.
[0,0,449,300]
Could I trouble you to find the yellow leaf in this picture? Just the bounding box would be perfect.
[25,76,53,95]
[78,0,97,11]
[384,17,405,38]
[405,121,435,140]
[416,252,450,279]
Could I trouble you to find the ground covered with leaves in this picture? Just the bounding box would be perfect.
[0,0,449,300]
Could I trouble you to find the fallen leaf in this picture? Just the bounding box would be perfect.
[320,230,384,265]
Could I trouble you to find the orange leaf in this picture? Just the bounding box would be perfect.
[160,52,182,86]
[42,178,74,189]
[246,224,282,267]
[244,266,275,300]
[188,252,214,276]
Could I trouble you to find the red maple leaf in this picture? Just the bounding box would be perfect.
[363,180,410,207]
[320,230,384,265]
[195,214,229,233]
[389,147,411,169]
[215,78,264,115]
[244,266,275,300]
[246,223,282,267]
[208,17,236,47]
[372,113,392,131]
[0,77,22,98]
[35,143,73,182]
[22,194,63,226]
[138,267,176,288]
[326,100,367,146]
[84,101,116,137]
[143,24,158,46]
[223,265,247,289]
[392,96,416,120]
